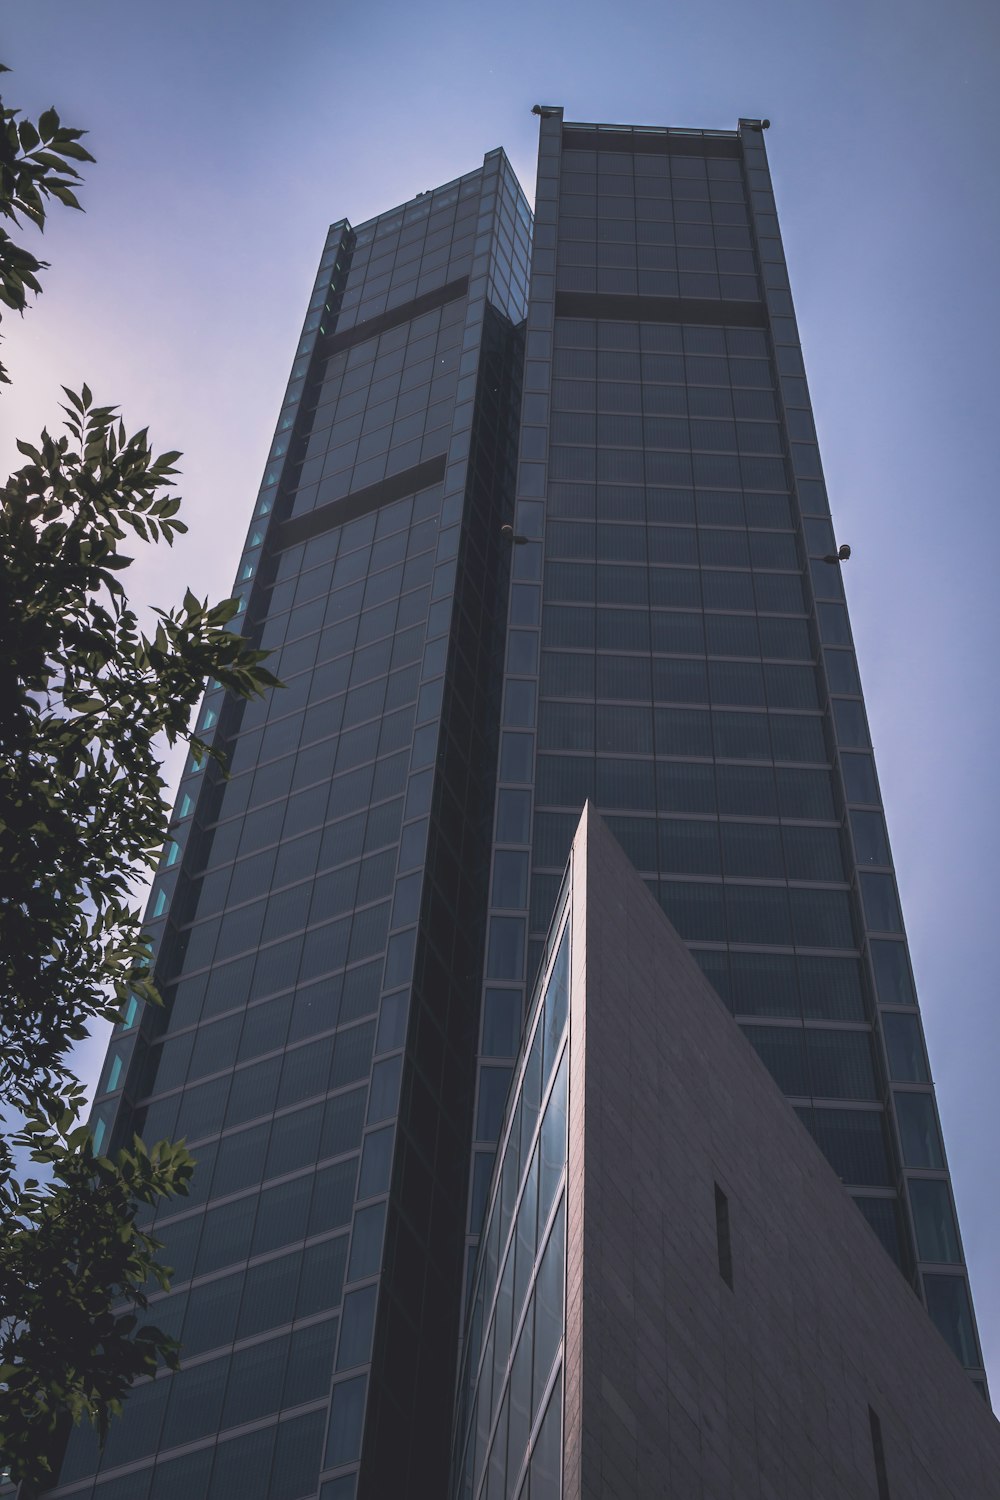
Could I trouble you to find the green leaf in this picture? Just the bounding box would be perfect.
[0,71,280,1486]
[56,138,96,163]
[46,183,83,212]
[38,106,60,140]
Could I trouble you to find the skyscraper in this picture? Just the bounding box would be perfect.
[50,110,987,1500]
[472,107,985,1396]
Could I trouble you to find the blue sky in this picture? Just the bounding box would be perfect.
[4,0,999,1384]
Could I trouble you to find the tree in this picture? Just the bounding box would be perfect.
[0,70,279,1488]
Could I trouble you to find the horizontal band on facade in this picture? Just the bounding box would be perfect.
[562,128,742,160]
[277,453,448,549]
[319,275,470,357]
[554,289,768,328]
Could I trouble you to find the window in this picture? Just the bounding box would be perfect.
[851,809,890,866]
[799,1106,892,1186]
[882,1011,928,1082]
[870,941,915,1006]
[298,1235,348,1319]
[477,1066,513,1141]
[182,1274,242,1357]
[790,888,855,949]
[483,989,523,1057]
[596,704,653,754]
[713,710,771,761]
[536,754,594,809]
[770,713,826,763]
[923,1274,979,1367]
[539,700,593,753]
[251,1176,311,1258]
[161,1356,226,1449]
[539,1050,569,1236]
[744,1025,808,1095]
[855,1196,905,1269]
[599,657,653,702]
[493,850,530,909]
[705,613,758,657]
[714,1183,733,1288]
[223,1334,289,1427]
[496,788,532,843]
[806,1028,877,1099]
[765,663,818,710]
[841,753,879,805]
[798,955,866,1020]
[655,706,712,757]
[895,1091,944,1168]
[716,763,776,816]
[825,648,861,694]
[709,660,765,707]
[727,885,791,945]
[729,952,798,1018]
[596,757,655,809]
[337,1283,377,1370]
[834,698,869,748]
[325,1375,367,1467]
[528,1369,563,1500]
[542,651,595,698]
[776,767,834,820]
[909,1179,961,1264]
[860,872,903,933]
[660,818,720,876]
[869,1406,891,1500]
[782,824,844,881]
[658,880,725,941]
[532,1198,566,1419]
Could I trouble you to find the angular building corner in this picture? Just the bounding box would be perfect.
[453,805,1000,1499]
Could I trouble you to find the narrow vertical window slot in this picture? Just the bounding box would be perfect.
[869,1406,891,1499]
[714,1182,733,1289]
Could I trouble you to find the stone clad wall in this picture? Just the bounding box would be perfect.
[563,805,1000,1499]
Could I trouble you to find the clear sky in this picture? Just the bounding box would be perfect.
[4,0,999,1386]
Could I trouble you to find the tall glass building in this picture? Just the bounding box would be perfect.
[49,110,986,1500]
[472,105,985,1399]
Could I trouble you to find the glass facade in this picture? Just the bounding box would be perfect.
[474,108,984,1394]
[52,107,985,1500]
[453,893,569,1500]
[56,152,531,1500]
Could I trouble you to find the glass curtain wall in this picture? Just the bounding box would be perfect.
[474,108,985,1392]
[55,152,531,1500]
[453,888,570,1500]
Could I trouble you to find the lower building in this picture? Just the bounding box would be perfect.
[452,806,1000,1499]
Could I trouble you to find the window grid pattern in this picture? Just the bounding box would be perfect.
[64,112,986,1500]
[63,156,531,1500]
[85,220,355,1168]
[318,155,532,1496]
[453,912,570,1500]
[293,300,468,511]
[556,146,759,304]
[337,170,483,331]
[741,126,982,1377]
[475,110,983,1385]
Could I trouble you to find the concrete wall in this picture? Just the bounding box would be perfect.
[562,805,1000,1499]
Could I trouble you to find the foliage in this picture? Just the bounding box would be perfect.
[0,71,278,1488]
[1,392,277,1115]
[0,1123,193,1487]
[0,61,94,386]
